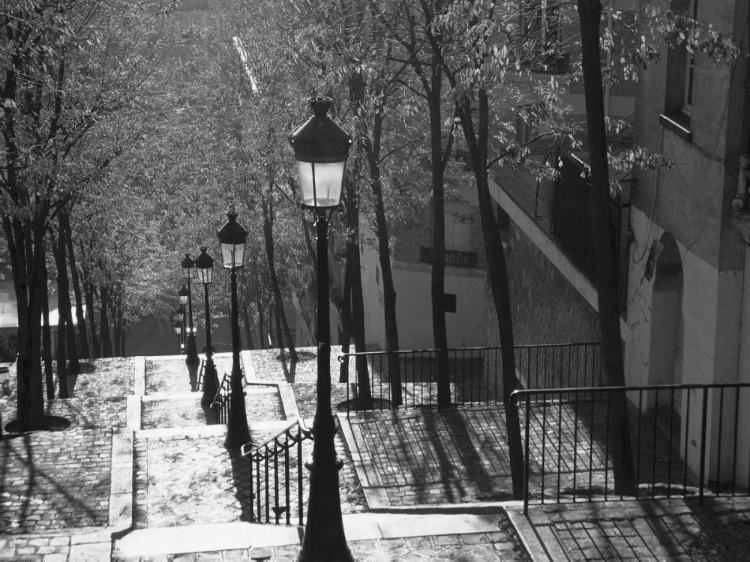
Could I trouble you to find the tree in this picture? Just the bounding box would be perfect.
[577,0,635,495]
[1,0,174,428]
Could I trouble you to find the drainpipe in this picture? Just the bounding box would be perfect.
[731,154,750,214]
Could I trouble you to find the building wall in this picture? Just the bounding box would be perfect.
[486,219,601,348]
[359,176,487,350]
[392,261,486,349]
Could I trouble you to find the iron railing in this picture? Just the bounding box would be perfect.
[340,343,603,413]
[510,382,750,514]
[211,372,230,424]
[197,358,206,391]
[240,419,313,525]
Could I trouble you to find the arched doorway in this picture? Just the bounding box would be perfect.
[648,233,684,436]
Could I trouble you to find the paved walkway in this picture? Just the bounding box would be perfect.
[2,349,750,560]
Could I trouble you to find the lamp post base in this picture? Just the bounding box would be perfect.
[200,358,219,408]
[297,459,353,562]
[185,334,200,367]
[224,365,251,449]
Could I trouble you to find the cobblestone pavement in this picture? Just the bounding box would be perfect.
[146,354,236,395]
[141,389,284,430]
[524,497,750,561]
[345,408,515,506]
[4,350,750,561]
[251,347,340,383]
[0,428,112,534]
[133,427,366,529]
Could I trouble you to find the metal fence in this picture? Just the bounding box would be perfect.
[339,343,604,413]
[240,419,313,525]
[510,382,750,514]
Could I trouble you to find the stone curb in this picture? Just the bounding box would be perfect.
[278,383,300,419]
[112,511,508,558]
[337,412,389,509]
[133,356,146,396]
[505,505,556,562]
[108,430,134,532]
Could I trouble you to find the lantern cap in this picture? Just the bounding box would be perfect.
[194,246,214,269]
[289,96,352,164]
[217,206,248,245]
[181,253,194,270]
[178,285,189,298]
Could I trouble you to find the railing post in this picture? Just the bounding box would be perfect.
[699,387,709,505]
[523,393,531,516]
[249,450,255,522]
[298,424,304,527]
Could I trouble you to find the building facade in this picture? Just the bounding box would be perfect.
[489,0,750,486]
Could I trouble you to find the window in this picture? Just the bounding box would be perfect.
[663,0,697,131]
[444,293,457,313]
[521,1,566,72]
[516,104,538,147]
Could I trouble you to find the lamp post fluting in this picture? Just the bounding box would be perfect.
[180,255,200,366]
[195,247,219,408]
[290,96,353,562]
[217,208,251,448]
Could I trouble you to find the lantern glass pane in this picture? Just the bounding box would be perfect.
[297,161,345,208]
[197,267,213,284]
[220,242,245,269]
[179,294,188,305]
[173,323,182,335]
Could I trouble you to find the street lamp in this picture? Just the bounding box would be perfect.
[217,206,251,448]
[172,319,183,355]
[180,256,200,367]
[290,96,353,562]
[174,305,185,354]
[195,247,220,408]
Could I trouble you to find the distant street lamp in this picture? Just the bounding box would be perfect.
[290,96,353,562]
[217,207,251,448]
[195,247,220,408]
[180,256,200,367]
[172,319,183,355]
[173,304,185,354]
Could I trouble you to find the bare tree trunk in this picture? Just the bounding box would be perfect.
[343,167,373,409]
[51,227,69,397]
[113,301,123,357]
[100,286,113,358]
[84,282,100,358]
[242,303,255,350]
[338,260,352,384]
[362,97,402,406]
[578,0,635,495]
[63,212,88,358]
[426,67,451,409]
[52,217,79,374]
[451,85,525,498]
[41,250,54,400]
[262,193,297,361]
[256,299,266,349]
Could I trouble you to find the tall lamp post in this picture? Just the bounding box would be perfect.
[217,207,251,448]
[290,96,353,562]
[195,247,220,407]
[180,256,200,367]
